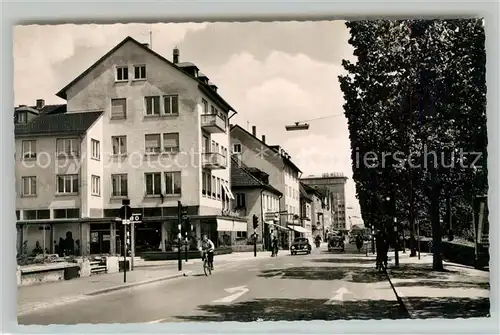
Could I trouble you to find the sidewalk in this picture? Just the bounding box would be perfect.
[18,251,279,315]
[135,250,284,268]
[384,252,490,319]
[18,264,195,316]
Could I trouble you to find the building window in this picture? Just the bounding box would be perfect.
[133,65,146,80]
[202,99,208,114]
[145,173,161,196]
[111,174,128,197]
[216,178,221,199]
[165,171,181,195]
[236,193,246,208]
[236,231,247,239]
[211,106,218,115]
[111,98,127,119]
[145,134,161,154]
[112,136,127,155]
[91,175,101,196]
[21,176,36,196]
[116,66,129,81]
[211,176,216,198]
[91,139,100,160]
[22,140,36,159]
[24,209,50,220]
[16,111,27,124]
[164,95,179,115]
[163,133,179,153]
[54,208,80,219]
[202,172,208,196]
[207,172,212,196]
[56,138,79,157]
[56,174,79,194]
[232,143,241,154]
[145,96,161,116]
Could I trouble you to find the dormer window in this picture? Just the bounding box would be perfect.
[134,65,147,80]
[116,66,129,82]
[16,111,27,124]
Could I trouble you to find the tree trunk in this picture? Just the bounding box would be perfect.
[430,170,444,271]
[409,172,417,257]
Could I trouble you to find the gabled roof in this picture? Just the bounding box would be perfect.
[299,183,313,202]
[230,124,302,173]
[302,183,323,198]
[231,156,282,196]
[55,36,237,115]
[15,111,103,137]
[15,104,66,115]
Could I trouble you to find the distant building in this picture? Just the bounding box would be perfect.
[230,124,302,248]
[230,156,282,245]
[299,183,314,242]
[301,173,348,231]
[301,183,327,240]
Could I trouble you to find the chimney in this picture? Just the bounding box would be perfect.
[142,43,150,48]
[173,47,179,64]
[252,126,256,136]
[262,135,266,143]
[36,99,45,109]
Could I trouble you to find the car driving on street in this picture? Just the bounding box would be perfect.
[290,237,311,255]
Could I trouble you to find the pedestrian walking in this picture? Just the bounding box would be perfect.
[271,235,279,257]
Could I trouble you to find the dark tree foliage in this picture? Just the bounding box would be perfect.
[339,19,487,270]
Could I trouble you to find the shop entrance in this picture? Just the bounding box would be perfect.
[90,223,111,254]
[135,222,161,254]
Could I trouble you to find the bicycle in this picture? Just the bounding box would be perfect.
[201,251,212,276]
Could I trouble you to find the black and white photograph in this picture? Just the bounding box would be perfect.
[13,19,490,324]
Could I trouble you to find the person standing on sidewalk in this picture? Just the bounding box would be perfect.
[375,229,388,272]
[271,236,279,257]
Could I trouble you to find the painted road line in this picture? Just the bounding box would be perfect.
[212,286,249,304]
[147,318,166,324]
[324,287,351,305]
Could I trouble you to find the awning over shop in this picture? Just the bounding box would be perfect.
[222,184,235,200]
[287,225,309,234]
[268,222,289,230]
[217,218,246,232]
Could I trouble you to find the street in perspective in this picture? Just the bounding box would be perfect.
[14,18,490,325]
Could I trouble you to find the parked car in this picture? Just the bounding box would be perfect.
[290,237,311,255]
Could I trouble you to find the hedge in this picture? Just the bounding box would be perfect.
[414,239,489,269]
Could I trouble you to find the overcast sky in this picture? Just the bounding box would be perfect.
[13,21,362,224]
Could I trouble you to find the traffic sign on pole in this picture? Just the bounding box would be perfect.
[130,213,143,223]
[265,212,279,222]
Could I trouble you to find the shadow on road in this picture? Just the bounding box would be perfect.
[258,266,388,283]
[387,263,460,280]
[175,298,409,321]
[310,258,375,264]
[394,280,490,290]
[406,297,490,318]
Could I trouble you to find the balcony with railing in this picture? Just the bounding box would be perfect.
[202,152,227,169]
[200,114,226,133]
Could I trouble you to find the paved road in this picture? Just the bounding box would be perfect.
[19,245,408,324]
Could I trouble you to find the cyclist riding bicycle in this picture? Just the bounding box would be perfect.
[199,234,215,270]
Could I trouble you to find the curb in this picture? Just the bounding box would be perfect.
[383,267,416,319]
[18,295,88,316]
[85,271,193,296]
[18,271,192,316]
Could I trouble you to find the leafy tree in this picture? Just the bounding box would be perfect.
[339,19,487,271]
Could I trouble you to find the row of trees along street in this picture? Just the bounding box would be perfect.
[339,19,488,270]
